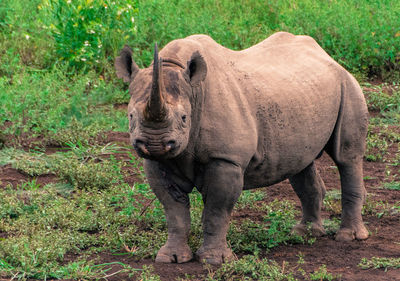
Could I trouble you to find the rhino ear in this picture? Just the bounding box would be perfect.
[115,45,140,83]
[186,51,207,86]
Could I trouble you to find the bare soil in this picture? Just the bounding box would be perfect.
[1,127,399,281]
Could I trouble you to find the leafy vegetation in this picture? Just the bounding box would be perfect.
[229,199,303,253]
[0,0,400,280]
[39,0,138,71]
[309,264,340,281]
[205,255,342,281]
[383,181,400,190]
[359,257,400,271]
[1,0,400,142]
[324,189,399,218]
[206,255,296,281]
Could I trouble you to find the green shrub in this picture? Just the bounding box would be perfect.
[207,255,296,281]
[40,0,138,70]
[309,264,340,281]
[133,0,400,79]
[279,0,400,80]
[0,0,52,71]
[0,68,128,142]
[228,200,298,253]
[359,257,400,271]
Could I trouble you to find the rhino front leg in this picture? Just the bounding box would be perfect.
[144,161,193,263]
[196,160,243,265]
[289,162,326,237]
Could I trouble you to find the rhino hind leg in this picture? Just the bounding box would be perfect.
[289,162,326,237]
[325,78,369,241]
[334,161,369,241]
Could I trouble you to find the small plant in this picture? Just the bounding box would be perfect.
[11,146,126,190]
[65,141,122,162]
[55,260,140,280]
[55,156,124,190]
[359,257,400,271]
[323,189,342,215]
[236,189,265,209]
[362,196,392,218]
[13,152,54,176]
[323,218,341,235]
[383,181,400,190]
[136,265,161,281]
[310,264,340,281]
[206,255,296,281]
[18,179,41,191]
[365,83,400,113]
[365,126,389,162]
[228,200,298,253]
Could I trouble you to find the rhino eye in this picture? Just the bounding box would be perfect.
[181,115,187,123]
[129,113,133,120]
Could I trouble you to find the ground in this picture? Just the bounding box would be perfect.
[0,84,399,281]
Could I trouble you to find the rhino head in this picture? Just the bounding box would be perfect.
[115,44,207,159]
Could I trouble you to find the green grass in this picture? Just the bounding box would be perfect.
[1,0,400,144]
[359,257,400,272]
[309,264,340,281]
[383,181,400,190]
[204,255,341,281]
[0,68,128,146]
[206,255,297,281]
[0,148,308,279]
[1,0,400,280]
[0,169,166,279]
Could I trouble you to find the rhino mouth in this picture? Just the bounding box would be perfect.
[134,139,177,159]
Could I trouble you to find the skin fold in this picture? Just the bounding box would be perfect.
[115,32,369,265]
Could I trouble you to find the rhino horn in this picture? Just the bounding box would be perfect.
[145,43,168,122]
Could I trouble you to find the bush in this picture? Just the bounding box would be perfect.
[133,0,400,79]
[40,0,138,70]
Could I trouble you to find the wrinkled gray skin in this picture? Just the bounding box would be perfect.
[115,32,369,265]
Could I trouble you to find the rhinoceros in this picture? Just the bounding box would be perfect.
[115,32,369,265]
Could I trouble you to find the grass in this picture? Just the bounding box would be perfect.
[204,255,342,281]
[0,68,128,147]
[0,147,313,279]
[383,181,400,190]
[359,257,400,272]
[1,0,400,280]
[0,169,166,279]
[1,0,400,144]
[323,189,399,218]
[206,255,297,281]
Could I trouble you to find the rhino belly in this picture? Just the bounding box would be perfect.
[243,93,339,189]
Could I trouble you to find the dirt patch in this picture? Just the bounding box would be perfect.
[86,253,208,281]
[99,131,130,146]
[266,215,400,281]
[0,165,59,188]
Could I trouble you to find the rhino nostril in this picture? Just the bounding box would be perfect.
[165,140,176,152]
[134,139,149,155]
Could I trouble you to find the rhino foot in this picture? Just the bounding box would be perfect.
[292,222,326,237]
[155,243,193,263]
[335,225,369,241]
[195,246,234,265]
